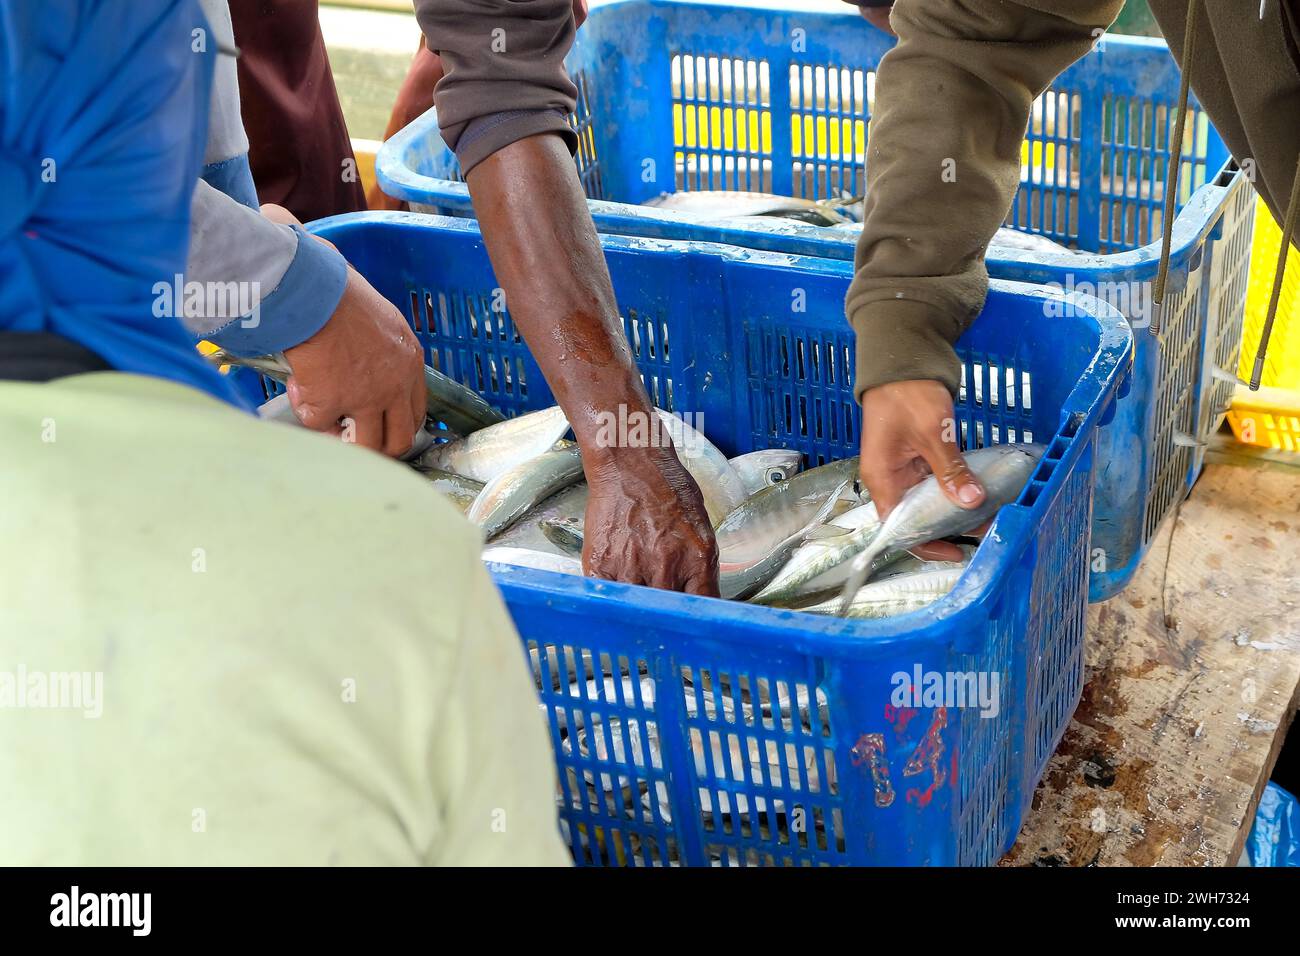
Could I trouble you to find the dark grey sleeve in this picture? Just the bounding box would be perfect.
[414,0,579,175]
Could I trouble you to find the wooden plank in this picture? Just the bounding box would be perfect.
[1006,457,1300,866]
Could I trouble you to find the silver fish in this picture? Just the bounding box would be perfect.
[989,226,1078,257]
[256,391,299,426]
[804,567,965,618]
[835,444,1042,614]
[544,478,849,599]
[212,349,504,436]
[413,405,570,483]
[470,443,585,538]
[412,467,485,515]
[208,348,291,383]
[644,190,852,226]
[749,500,897,605]
[875,544,977,580]
[654,410,748,525]
[714,479,852,600]
[540,516,584,554]
[482,546,584,576]
[423,364,505,435]
[729,449,804,494]
[492,483,589,555]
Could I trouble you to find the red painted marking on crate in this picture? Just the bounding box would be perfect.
[850,732,895,808]
[903,709,948,808]
[885,704,918,735]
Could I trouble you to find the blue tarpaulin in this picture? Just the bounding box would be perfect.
[0,0,242,404]
[1246,782,1300,867]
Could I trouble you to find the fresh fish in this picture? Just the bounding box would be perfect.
[413,405,570,483]
[211,349,504,436]
[644,190,853,226]
[875,544,977,579]
[835,444,1042,614]
[540,516,585,554]
[423,364,505,435]
[989,226,1078,257]
[1171,429,1208,449]
[491,483,589,555]
[469,443,585,538]
[804,567,964,618]
[714,480,851,600]
[207,348,291,382]
[654,410,748,524]
[256,391,299,426]
[545,478,850,599]
[481,546,584,576]
[731,455,860,520]
[748,500,899,605]
[729,449,804,494]
[412,467,484,515]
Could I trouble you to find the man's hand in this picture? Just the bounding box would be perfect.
[583,444,719,595]
[283,267,425,457]
[859,379,984,561]
[258,204,425,457]
[465,134,719,595]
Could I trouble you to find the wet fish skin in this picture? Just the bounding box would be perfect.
[835,444,1043,614]
[413,405,570,484]
[804,568,964,618]
[412,466,484,515]
[423,365,505,435]
[470,443,585,539]
[491,483,589,555]
[729,449,804,495]
[211,349,504,436]
[718,480,850,600]
[543,479,849,599]
[653,410,748,525]
[207,348,291,383]
[749,501,892,605]
[875,544,977,580]
[644,190,852,226]
[540,516,585,555]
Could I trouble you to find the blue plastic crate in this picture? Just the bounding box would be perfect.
[376,0,1254,601]
[240,212,1129,865]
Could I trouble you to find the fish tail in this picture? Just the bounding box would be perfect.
[835,543,882,617]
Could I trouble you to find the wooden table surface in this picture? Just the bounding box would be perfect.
[1006,446,1300,866]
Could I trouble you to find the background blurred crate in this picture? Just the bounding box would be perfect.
[376,0,1252,603]
[237,211,1130,865]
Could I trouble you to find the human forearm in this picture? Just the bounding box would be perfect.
[466,134,718,593]
[849,0,1122,400]
[465,134,651,452]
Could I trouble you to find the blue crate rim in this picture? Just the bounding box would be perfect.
[375,0,1241,286]
[378,108,1240,285]
[309,210,1133,659]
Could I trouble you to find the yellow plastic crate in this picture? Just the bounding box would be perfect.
[1230,197,1300,448]
[1227,385,1300,452]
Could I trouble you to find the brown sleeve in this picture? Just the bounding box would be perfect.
[414,0,578,175]
[848,0,1123,401]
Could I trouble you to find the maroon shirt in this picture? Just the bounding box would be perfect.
[228,0,367,222]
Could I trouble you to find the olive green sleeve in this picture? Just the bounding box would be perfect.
[848,0,1123,401]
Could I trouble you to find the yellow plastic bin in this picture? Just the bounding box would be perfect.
[1229,197,1300,449]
